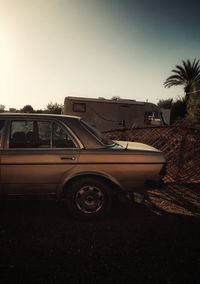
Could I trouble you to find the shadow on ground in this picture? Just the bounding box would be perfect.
[0,184,199,283]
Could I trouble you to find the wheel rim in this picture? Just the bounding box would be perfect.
[75,185,104,214]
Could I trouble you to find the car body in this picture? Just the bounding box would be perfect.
[0,113,166,218]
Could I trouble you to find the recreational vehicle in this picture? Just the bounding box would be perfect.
[64,97,166,131]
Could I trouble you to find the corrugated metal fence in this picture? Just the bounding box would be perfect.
[104,126,200,184]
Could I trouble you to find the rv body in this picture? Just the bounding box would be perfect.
[64,97,166,131]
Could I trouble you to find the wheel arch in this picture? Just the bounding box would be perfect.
[60,171,124,199]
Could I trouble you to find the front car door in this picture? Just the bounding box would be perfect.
[1,117,80,197]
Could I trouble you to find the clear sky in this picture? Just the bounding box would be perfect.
[0,0,200,110]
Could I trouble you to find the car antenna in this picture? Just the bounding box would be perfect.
[125,134,129,150]
[125,128,130,150]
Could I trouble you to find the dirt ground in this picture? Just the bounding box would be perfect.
[0,184,200,284]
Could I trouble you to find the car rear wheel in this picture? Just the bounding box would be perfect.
[65,177,112,219]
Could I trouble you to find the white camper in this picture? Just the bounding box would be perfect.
[64,96,166,131]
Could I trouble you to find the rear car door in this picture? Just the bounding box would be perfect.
[1,117,80,196]
[0,118,7,197]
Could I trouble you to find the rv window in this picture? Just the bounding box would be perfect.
[73,103,86,113]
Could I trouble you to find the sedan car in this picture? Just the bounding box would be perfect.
[0,113,166,219]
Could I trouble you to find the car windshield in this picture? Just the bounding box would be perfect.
[80,119,114,146]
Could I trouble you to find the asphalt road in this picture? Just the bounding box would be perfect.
[0,185,200,283]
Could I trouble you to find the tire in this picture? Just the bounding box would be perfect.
[0,197,6,212]
[65,177,112,219]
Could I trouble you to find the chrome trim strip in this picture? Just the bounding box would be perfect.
[1,162,165,166]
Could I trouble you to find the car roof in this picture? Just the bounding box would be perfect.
[0,112,106,149]
[0,113,80,119]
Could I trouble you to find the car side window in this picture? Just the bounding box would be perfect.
[9,120,51,148]
[37,121,51,148]
[52,123,76,148]
[0,120,5,147]
[10,121,33,148]
[9,120,77,149]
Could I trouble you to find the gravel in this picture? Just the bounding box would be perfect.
[0,184,200,283]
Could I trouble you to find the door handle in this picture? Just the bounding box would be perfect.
[60,156,76,161]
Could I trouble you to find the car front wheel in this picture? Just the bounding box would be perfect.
[65,177,112,219]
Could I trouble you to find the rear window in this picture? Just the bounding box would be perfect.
[80,119,113,146]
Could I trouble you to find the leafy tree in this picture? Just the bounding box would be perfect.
[157,98,187,124]
[170,98,187,124]
[0,104,5,113]
[111,96,121,100]
[20,105,34,113]
[157,98,173,109]
[44,102,63,114]
[164,59,200,101]
[34,109,44,113]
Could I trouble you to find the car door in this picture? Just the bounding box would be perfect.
[1,117,80,196]
[0,118,7,197]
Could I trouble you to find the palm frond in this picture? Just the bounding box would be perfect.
[164,59,200,91]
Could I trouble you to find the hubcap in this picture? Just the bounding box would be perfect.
[75,185,104,214]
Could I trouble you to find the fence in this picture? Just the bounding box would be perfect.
[104,125,200,184]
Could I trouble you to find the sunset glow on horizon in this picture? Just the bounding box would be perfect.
[0,0,200,110]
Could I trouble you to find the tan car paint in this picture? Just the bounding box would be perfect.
[0,113,166,199]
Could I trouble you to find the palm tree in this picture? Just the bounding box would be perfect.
[164,59,200,101]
